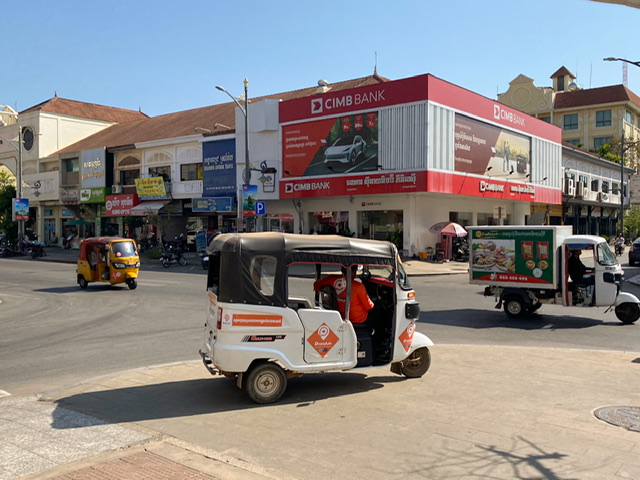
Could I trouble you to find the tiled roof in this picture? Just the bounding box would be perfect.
[20,97,149,123]
[550,66,575,79]
[55,74,389,155]
[554,84,640,109]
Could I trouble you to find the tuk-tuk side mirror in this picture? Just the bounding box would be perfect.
[405,302,420,319]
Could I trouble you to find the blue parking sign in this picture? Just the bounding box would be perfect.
[255,201,266,215]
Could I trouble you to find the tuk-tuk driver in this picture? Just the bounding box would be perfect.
[313,265,374,323]
[568,249,595,286]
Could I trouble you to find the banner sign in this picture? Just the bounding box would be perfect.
[454,114,531,180]
[242,184,257,216]
[203,139,237,197]
[12,198,29,221]
[135,177,168,200]
[105,194,140,216]
[282,112,379,178]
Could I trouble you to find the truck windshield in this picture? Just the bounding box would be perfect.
[597,242,617,266]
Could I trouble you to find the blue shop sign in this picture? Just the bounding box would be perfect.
[203,139,237,197]
[192,197,235,212]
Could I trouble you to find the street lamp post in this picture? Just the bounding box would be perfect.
[216,79,250,232]
[603,57,640,239]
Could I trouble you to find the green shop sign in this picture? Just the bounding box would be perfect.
[80,187,107,204]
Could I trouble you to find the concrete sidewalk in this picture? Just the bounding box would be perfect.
[2,345,639,480]
[33,245,470,277]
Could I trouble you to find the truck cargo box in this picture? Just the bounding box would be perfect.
[468,226,572,289]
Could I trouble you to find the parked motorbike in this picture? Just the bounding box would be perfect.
[453,238,469,262]
[160,235,187,268]
[26,241,47,259]
[1,242,25,257]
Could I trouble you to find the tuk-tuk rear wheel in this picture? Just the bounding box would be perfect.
[244,362,287,404]
[78,275,88,289]
[400,347,431,378]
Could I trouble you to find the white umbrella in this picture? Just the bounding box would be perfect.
[429,222,467,237]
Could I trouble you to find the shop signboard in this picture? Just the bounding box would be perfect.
[12,198,29,221]
[135,177,169,200]
[280,170,426,199]
[203,139,236,197]
[192,197,235,212]
[80,187,108,203]
[105,194,140,216]
[80,148,106,188]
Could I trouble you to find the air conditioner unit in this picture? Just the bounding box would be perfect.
[111,184,123,194]
[598,192,609,202]
[576,181,586,198]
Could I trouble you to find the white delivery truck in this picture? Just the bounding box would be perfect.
[468,225,640,324]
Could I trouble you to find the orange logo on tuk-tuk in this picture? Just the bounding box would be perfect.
[307,323,340,357]
[398,322,415,352]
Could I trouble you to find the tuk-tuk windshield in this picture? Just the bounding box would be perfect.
[367,264,412,290]
[597,242,617,266]
[112,241,137,258]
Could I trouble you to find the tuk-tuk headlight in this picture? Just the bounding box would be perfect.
[135,261,140,268]
[113,262,126,269]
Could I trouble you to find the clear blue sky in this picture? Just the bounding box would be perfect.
[3,0,639,117]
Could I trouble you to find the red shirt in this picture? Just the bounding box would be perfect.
[313,274,374,323]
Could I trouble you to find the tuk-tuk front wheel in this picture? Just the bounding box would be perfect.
[400,346,431,378]
[127,279,138,290]
[615,302,640,324]
[244,362,287,404]
[78,275,88,289]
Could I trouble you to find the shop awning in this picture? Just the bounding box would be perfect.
[129,201,168,216]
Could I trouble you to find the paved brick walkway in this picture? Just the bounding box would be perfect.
[49,452,219,480]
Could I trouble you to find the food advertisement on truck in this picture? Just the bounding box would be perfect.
[470,228,555,285]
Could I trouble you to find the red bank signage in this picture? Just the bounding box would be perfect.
[280,75,429,124]
[105,194,140,216]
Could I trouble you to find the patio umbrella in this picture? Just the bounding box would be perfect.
[429,221,467,237]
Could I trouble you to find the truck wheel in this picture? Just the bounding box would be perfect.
[503,296,526,318]
[615,303,640,324]
[78,275,88,289]
[400,347,431,378]
[244,362,287,404]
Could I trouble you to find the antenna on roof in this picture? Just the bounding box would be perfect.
[54,91,58,98]
[374,51,378,75]
[623,62,628,87]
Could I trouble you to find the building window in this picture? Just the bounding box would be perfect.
[120,169,139,185]
[591,178,599,192]
[613,182,620,195]
[602,181,610,193]
[566,139,581,146]
[180,163,203,181]
[149,166,171,182]
[61,157,79,185]
[539,116,551,123]
[594,137,613,149]
[557,76,565,91]
[596,110,612,127]
[626,109,633,124]
[563,114,578,130]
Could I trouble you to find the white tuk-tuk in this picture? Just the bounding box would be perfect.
[200,233,433,403]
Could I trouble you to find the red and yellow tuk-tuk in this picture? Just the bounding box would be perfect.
[76,237,140,290]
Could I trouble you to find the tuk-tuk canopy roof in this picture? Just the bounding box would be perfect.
[208,232,398,267]
[81,236,134,246]
[207,233,399,306]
